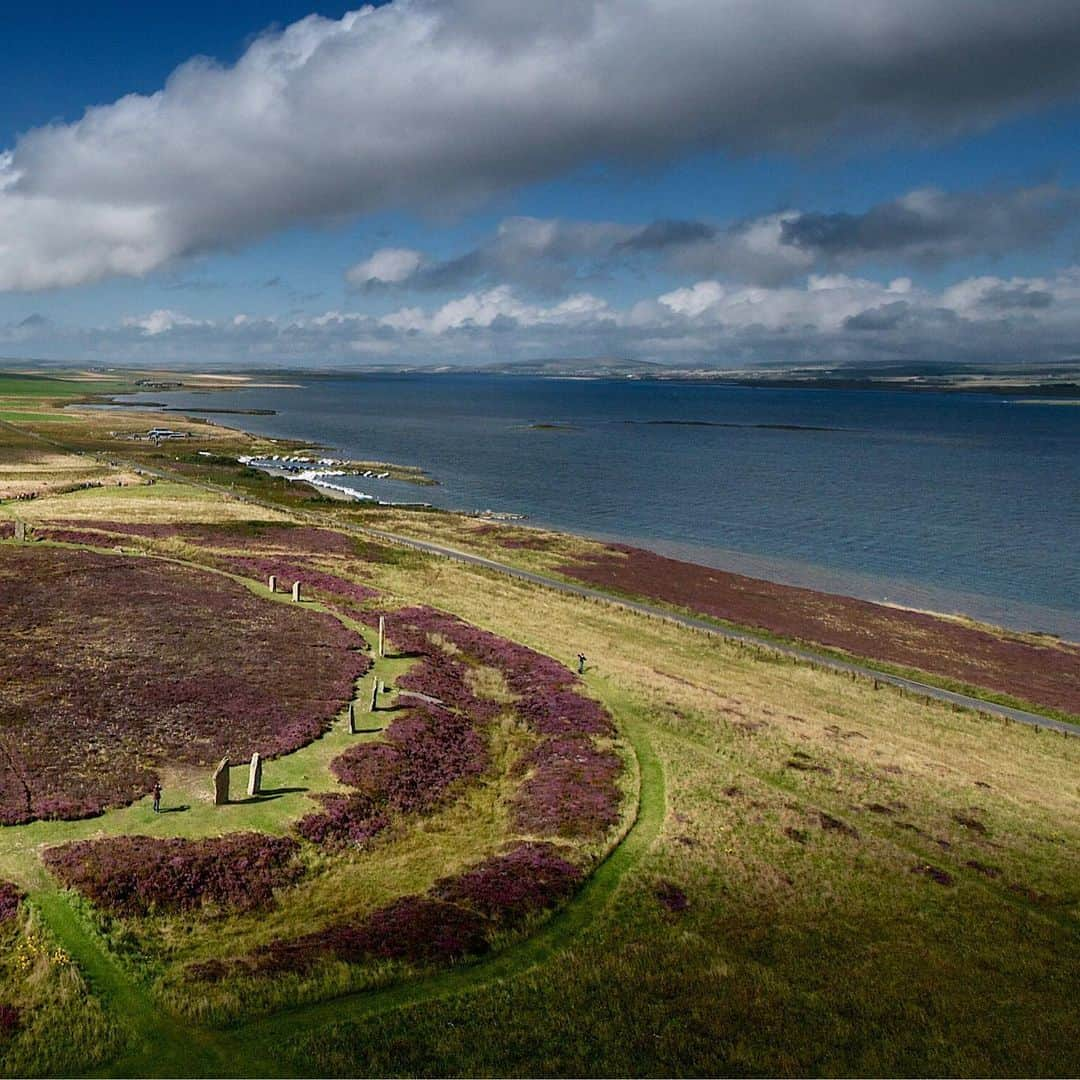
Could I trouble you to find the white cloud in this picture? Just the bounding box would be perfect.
[5,267,1075,368]
[4,1,1080,291]
[379,285,611,333]
[658,281,726,318]
[346,247,425,287]
[121,309,205,335]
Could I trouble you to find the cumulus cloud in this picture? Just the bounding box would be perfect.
[345,247,425,287]
[780,184,1080,264]
[345,183,1080,295]
[348,217,632,294]
[121,309,207,335]
[8,266,1080,368]
[5,0,1080,290]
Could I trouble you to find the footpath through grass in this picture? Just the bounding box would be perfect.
[23,713,657,1078]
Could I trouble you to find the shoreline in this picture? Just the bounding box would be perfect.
[98,377,1080,643]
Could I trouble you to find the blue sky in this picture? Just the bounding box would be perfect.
[2,1,1080,368]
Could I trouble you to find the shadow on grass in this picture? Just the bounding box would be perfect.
[157,805,190,814]
[231,786,309,805]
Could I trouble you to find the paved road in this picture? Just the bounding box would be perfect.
[5,418,1075,739]
[363,528,1080,739]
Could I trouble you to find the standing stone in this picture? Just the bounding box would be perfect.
[291,580,301,602]
[268,574,277,593]
[13,521,25,542]
[347,702,357,734]
[378,616,385,657]
[369,676,379,713]
[212,757,230,805]
[247,752,263,797]
[378,679,385,696]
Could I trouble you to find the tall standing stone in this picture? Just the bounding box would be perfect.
[13,521,25,542]
[369,676,379,713]
[378,616,385,657]
[347,702,357,734]
[291,580,301,602]
[268,574,277,593]
[247,752,263,797]
[212,757,230,805]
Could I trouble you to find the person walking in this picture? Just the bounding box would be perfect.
[152,781,162,814]
[577,652,587,675]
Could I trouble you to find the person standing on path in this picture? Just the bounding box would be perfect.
[577,652,587,674]
[152,781,162,813]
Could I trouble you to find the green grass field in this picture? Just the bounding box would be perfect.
[0,395,1077,1077]
[0,374,130,398]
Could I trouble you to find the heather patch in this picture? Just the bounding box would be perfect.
[431,843,583,923]
[396,657,500,722]
[377,606,614,737]
[0,882,23,923]
[0,1003,20,1035]
[305,606,621,848]
[218,555,380,608]
[295,793,390,848]
[248,895,489,976]
[43,833,302,916]
[558,542,1080,716]
[362,606,623,841]
[211,845,582,982]
[654,880,689,913]
[36,527,120,547]
[301,705,488,846]
[0,547,368,823]
[511,735,622,838]
[516,689,612,736]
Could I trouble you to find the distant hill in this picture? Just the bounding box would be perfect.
[481,357,666,377]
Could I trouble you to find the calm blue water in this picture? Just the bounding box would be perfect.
[114,375,1080,639]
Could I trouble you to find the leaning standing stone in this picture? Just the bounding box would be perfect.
[212,757,230,805]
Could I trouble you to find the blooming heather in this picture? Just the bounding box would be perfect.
[0,547,369,823]
[249,895,489,975]
[512,736,622,838]
[0,882,24,924]
[43,834,303,916]
[431,843,583,922]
